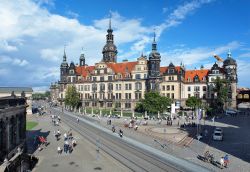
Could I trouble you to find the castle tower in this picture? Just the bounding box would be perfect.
[79,48,85,66]
[147,31,161,91]
[102,16,118,63]
[223,50,237,109]
[60,47,69,82]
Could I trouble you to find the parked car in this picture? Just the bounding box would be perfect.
[225,109,237,116]
[214,127,223,134]
[213,131,223,141]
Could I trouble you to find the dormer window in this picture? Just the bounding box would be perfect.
[168,69,174,74]
[187,77,191,82]
[70,70,74,75]
[194,75,199,82]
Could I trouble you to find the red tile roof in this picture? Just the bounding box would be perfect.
[160,66,182,74]
[185,69,209,82]
[106,61,137,76]
[75,66,95,77]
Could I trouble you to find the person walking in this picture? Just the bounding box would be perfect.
[57,146,62,154]
[220,157,224,168]
[224,155,229,167]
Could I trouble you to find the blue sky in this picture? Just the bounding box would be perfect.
[0,0,250,91]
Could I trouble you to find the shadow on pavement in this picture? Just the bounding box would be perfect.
[26,129,50,154]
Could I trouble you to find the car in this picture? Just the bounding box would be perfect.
[214,127,223,134]
[213,131,223,141]
[225,109,237,116]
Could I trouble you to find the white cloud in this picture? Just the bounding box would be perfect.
[12,58,29,66]
[239,52,250,58]
[0,55,29,66]
[0,40,18,52]
[162,7,168,14]
[161,41,241,67]
[237,60,250,87]
[67,10,79,18]
[0,0,217,88]
[156,0,213,36]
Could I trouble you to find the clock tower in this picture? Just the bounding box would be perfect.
[102,17,117,63]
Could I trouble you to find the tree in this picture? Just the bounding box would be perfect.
[213,77,229,111]
[64,85,81,110]
[186,96,202,110]
[135,92,172,114]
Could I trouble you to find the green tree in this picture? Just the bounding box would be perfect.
[135,92,172,114]
[213,77,229,111]
[186,96,202,110]
[64,85,81,110]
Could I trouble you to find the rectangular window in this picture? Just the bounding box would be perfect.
[162,86,165,91]
[168,76,171,81]
[203,86,207,91]
[171,93,174,99]
[171,85,174,91]
[93,77,96,81]
[116,84,118,90]
[194,86,200,92]
[135,93,142,100]
[135,74,141,79]
[203,94,206,99]
[188,94,191,98]
[125,102,131,108]
[188,86,191,92]
[108,76,113,81]
[167,93,170,98]
[100,76,104,81]
[167,85,170,91]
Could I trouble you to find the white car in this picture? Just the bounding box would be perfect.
[214,127,223,134]
[213,131,223,141]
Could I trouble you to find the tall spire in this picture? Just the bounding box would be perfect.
[63,45,67,62]
[227,49,232,58]
[109,13,111,30]
[153,29,156,43]
[152,29,157,51]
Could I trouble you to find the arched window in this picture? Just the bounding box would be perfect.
[244,94,249,99]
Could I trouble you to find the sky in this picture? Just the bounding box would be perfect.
[0,0,250,91]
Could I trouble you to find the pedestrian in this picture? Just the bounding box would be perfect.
[65,140,69,153]
[57,146,62,154]
[224,155,229,167]
[64,133,67,140]
[220,157,224,168]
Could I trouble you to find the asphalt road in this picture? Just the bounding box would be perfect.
[49,107,210,172]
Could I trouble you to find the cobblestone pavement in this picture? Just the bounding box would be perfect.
[26,114,131,172]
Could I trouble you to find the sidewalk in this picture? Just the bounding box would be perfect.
[26,114,130,172]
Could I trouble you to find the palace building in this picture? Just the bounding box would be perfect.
[51,19,238,112]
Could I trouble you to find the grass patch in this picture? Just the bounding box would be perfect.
[26,121,38,130]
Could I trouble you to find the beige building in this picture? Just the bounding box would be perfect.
[51,20,238,112]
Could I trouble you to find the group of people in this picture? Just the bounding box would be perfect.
[204,151,229,168]
[51,114,61,126]
[220,155,229,168]
[57,129,77,154]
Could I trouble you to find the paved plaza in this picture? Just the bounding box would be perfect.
[80,112,250,172]
[27,106,250,172]
[26,114,130,172]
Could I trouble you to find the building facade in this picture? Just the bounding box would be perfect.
[0,87,33,115]
[51,21,238,111]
